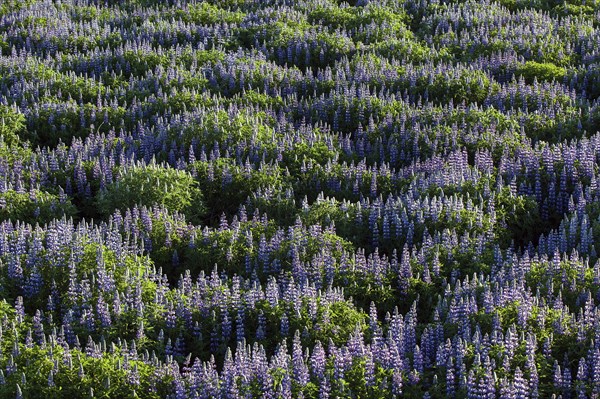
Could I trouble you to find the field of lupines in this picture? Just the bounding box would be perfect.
[1,0,600,397]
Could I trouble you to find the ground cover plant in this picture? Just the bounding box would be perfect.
[0,0,600,397]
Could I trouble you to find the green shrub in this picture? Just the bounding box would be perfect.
[171,2,245,24]
[96,162,205,222]
[0,105,26,146]
[0,189,76,225]
[494,188,545,248]
[516,61,566,84]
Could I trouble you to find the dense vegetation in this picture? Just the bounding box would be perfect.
[1,0,600,397]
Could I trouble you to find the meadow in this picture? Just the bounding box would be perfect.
[0,0,600,397]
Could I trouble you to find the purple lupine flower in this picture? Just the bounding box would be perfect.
[280,312,289,337]
[310,340,326,380]
[256,310,266,341]
[292,330,309,387]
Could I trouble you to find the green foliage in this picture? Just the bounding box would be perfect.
[191,158,286,222]
[170,3,245,24]
[308,3,409,36]
[312,301,368,346]
[239,20,310,49]
[0,105,26,146]
[494,188,545,248]
[0,0,37,17]
[0,189,76,225]
[372,38,451,63]
[497,0,597,15]
[333,358,393,398]
[516,61,566,84]
[238,90,284,108]
[0,296,171,399]
[0,346,172,399]
[96,162,205,222]
[308,5,354,29]
[425,69,494,105]
[26,102,127,146]
[0,141,35,168]
[178,109,276,149]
